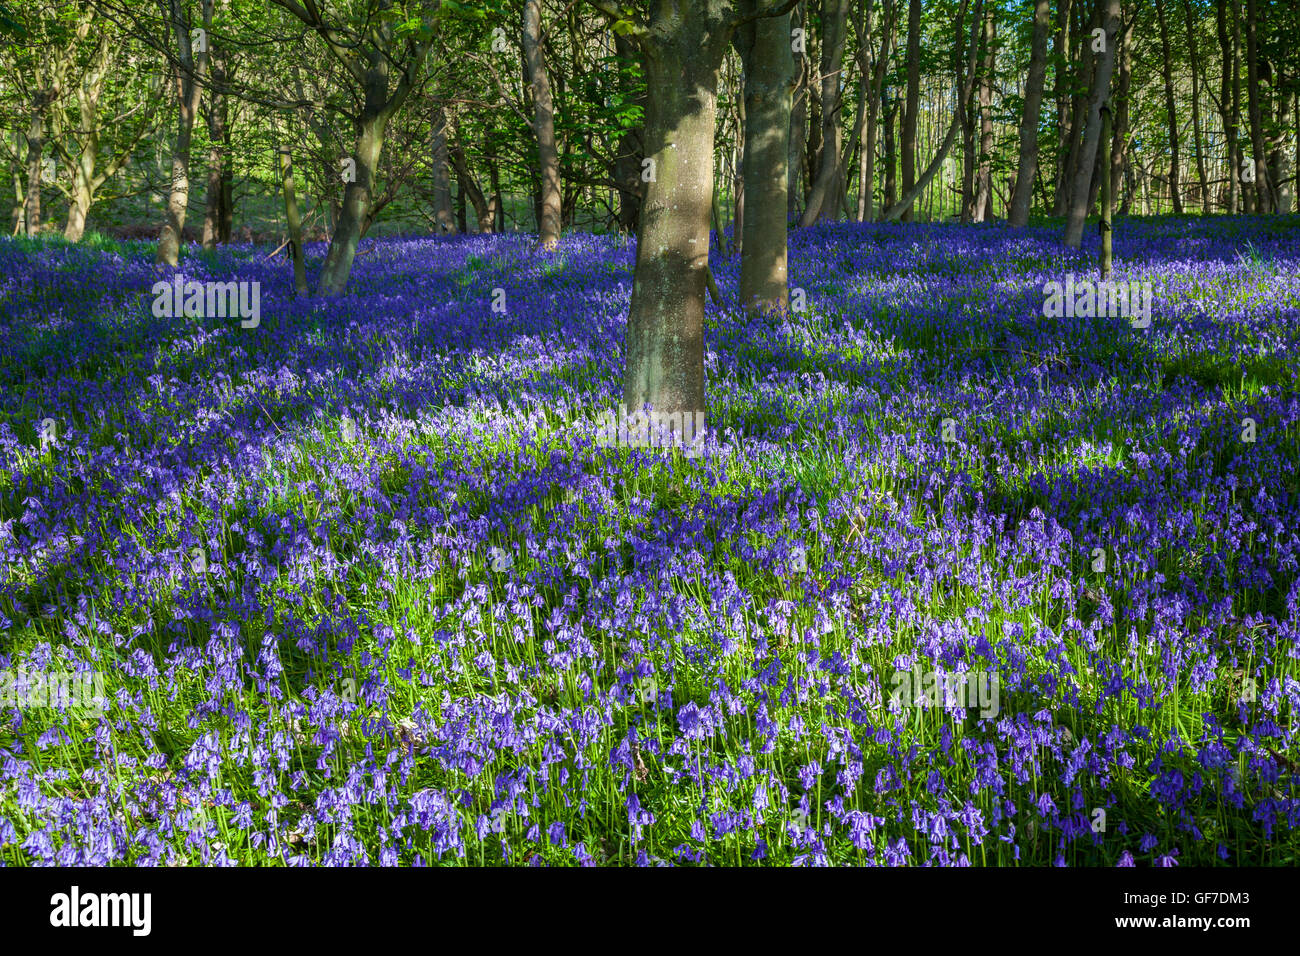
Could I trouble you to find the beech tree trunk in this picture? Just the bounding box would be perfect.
[1063,0,1119,248]
[202,47,227,248]
[431,104,456,235]
[622,7,731,423]
[157,0,213,267]
[973,7,996,221]
[524,0,562,248]
[900,0,921,221]
[1244,0,1269,211]
[1009,0,1050,225]
[1215,0,1237,212]
[734,5,794,313]
[1155,0,1183,213]
[800,0,849,226]
[278,147,308,295]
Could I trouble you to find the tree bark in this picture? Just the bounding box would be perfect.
[1183,0,1209,212]
[1009,0,1050,225]
[202,47,227,248]
[1216,0,1239,212]
[900,0,921,221]
[734,5,794,313]
[1063,0,1119,248]
[157,0,213,267]
[622,6,731,423]
[431,104,456,235]
[973,6,996,221]
[1050,0,1074,215]
[278,147,308,295]
[800,0,850,226]
[524,0,562,248]
[1099,100,1112,278]
[1244,0,1270,211]
[1155,0,1183,213]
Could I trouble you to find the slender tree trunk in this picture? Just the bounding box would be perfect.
[157,0,213,267]
[1010,0,1051,225]
[449,143,495,233]
[734,5,794,313]
[1099,101,1112,278]
[203,49,227,248]
[961,65,977,221]
[788,2,808,218]
[1064,0,1120,247]
[900,0,921,221]
[800,0,850,226]
[1109,9,1134,211]
[431,104,456,235]
[1156,0,1183,213]
[523,0,562,247]
[1244,0,1269,211]
[278,147,308,295]
[1183,0,1209,212]
[882,87,898,212]
[1216,0,1238,212]
[23,110,46,238]
[973,7,996,221]
[1270,90,1294,213]
[318,107,385,295]
[1051,0,1074,215]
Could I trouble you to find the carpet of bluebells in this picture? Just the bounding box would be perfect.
[1,215,1298,866]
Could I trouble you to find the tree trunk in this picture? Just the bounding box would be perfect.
[203,48,227,248]
[1099,101,1112,278]
[800,0,850,226]
[788,2,808,218]
[1216,0,1238,212]
[1244,0,1269,211]
[734,6,794,313]
[860,0,895,222]
[1183,0,1209,212]
[1009,0,1050,225]
[973,7,996,221]
[1270,89,1294,213]
[1155,0,1183,213]
[622,13,727,423]
[1063,0,1119,248]
[900,0,921,221]
[523,0,562,248]
[318,110,385,295]
[157,0,212,266]
[882,86,898,212]
[23,110,45,238]
[1051,0,1074,215]
[431,104,456,235]
[278,147,308,295]
[1109,9,1134,211]
[449,143,495,233]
